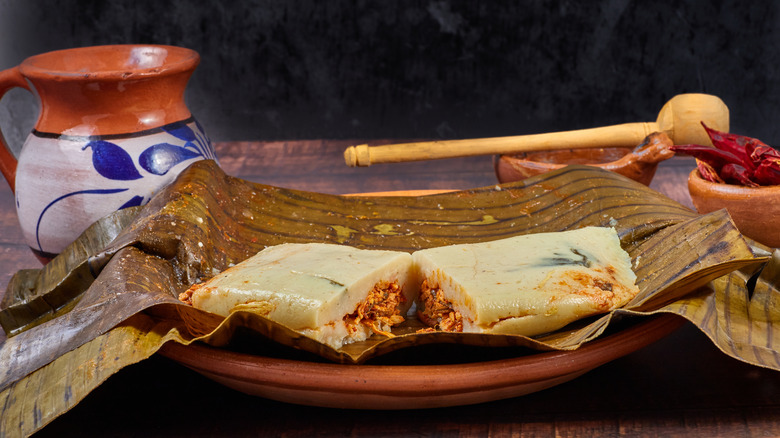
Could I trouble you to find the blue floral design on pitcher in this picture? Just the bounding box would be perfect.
[84,120,216,180]
[33,120,216,252]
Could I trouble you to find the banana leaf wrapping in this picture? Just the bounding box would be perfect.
[1,160,779,437]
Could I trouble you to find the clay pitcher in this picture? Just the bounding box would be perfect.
[0,44,217,263]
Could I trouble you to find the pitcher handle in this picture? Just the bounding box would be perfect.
[0,66,31,192]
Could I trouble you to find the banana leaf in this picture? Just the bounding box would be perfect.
[1,160,778,438]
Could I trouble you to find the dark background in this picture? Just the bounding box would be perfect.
[1,0,779,153]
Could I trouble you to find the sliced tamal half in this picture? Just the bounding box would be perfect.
[1,160,777,437]
[410,226,640,337]
[183,242,417,350]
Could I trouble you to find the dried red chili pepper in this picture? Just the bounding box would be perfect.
[701,123,758,170]
[753,158,780,186]
[720,163,759,187]
[701,123,766,171]
[671,122,780,186]
[670,144,746,172]
[750,145,780,167]
[696,159,724,183]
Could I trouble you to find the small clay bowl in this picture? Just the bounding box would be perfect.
[495,132,675,186]
[688,169,780,248]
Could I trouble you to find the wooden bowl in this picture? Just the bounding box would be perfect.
[688,169,780,248]
[495,132,675,186]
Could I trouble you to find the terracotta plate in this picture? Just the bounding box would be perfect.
[159,314,684,410]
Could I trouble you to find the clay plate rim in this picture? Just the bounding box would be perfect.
[159,313,684,410]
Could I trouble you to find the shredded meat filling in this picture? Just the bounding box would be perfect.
[345,280,406,337]
[416,279,463,332]
[180,278,407,340]
[179,283,202,305]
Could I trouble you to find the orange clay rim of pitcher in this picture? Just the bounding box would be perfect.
[18,44,200,81]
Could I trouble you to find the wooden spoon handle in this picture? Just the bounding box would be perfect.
[344,122,659,167]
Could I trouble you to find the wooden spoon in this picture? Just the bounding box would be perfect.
[344,93,729,167]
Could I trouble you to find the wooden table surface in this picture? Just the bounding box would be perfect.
[2,140,779,437]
